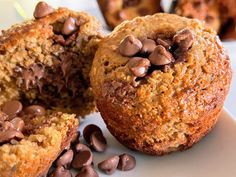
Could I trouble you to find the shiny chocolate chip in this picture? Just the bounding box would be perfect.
[0,129,24,144]
[10,117,25,132]
[24,105,46,116]
[90,131,107,152]
[2,100,23,118]
[83,124,102,144]
[117,153,136,171]
[76,166,98,177]
[140,38,156,54]
[49,166,72,177]
[62,17,78,35]
[149,45,174,66]
[98,155,120,175]
[156,38,172,50]
[56,149,74,167]
[173,28,194,51]
[33,1,54,19]
[128,57,150,77]
[72,150,93,169]
[75,143,91,152]
[119,35,142,57]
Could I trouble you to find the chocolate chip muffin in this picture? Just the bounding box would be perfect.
[0,100,78,177]
[0,2,102,117]
[97,0,162,29]
[91,13,232,155]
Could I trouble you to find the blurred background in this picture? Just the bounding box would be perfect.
[0,0,235,117]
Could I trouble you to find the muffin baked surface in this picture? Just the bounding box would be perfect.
[91,13,232,155]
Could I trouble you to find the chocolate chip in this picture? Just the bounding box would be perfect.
[140,39,156,54]
[71,131,80,145]
[173,29,194,51]
[149,45,174,66]
[56,149,74,167]
[2,100,23,118]
[62,17,78,35]
[128,57,150,77]
[49,166,72,177]
[76,166,98,177]
[156,38,172,50]
[72,150,93,169]
[90,131,107,152]
[0,129,24,144]
[33,1,54,19]
[83,124,102,144]
[10,117,25,132]
[119,35,142,57]
[24,105,46,116]
[98,155,120,175]
[75,143,91,152]
[117,153,136,171]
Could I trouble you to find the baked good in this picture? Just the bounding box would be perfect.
[0,100,78,177]
[91,13,232,155]
[97,0,162,29]
[0,2,103,117]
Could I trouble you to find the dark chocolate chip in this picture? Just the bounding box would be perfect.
[75,143,91,152]
[156,38,172,50]
[140,39,156,54]
[49,166,72,177]
[149,45,174,66]
[0,129,24,144]
[62,17,78,35]
[33,1,54,19]
[173,28,194,51]
[119,35,142,57]
[76,166,98,177]
[117,153,136,171]
[83,124,102,144]
[10,117,25,132]
[98,155,120,175]
[56,149,74,167]
[24,105,46,116]
[2,100,23,118]
[90,131,107,152]
[72,150,93,169]
[128,57,150,77]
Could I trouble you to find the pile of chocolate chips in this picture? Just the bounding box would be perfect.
[49,124,136,177]
[0,100,45,145]
[118,28,194,83]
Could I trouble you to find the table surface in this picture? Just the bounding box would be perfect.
[0,0,235,118]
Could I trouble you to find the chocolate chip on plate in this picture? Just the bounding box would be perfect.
[117,153,136,171]
[56,149,74,167]
[33,1,54,19]
[128,57,151,77]
[83,124,102,144]
[90,131,107,152]
[72,150,93,169]
[62,17,78,35]
[98,155,120,175]
[119,35,142,57]
[49,166,72,177]
[75,143,91,152]
[149,45,174,66]
[140,38,156,54]
[2,100,23,118]
[10,117,25,132]
[76,166,98,177]
[24,105,46,116]
[173,28,194,51]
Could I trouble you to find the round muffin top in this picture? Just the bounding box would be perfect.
[91,13,232,122]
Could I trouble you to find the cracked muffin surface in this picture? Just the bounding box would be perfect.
[91,13,232,155]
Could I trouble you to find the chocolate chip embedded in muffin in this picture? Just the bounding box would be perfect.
[34,1,54,19]
[119,35,142,57]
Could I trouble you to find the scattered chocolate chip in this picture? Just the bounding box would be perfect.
[149,45,174,66]
[62,17,78,35]
[156,38,172,50]
[128,57,150,77]
[72,150,93,169]
[2,100,23,118]
[90,131,107,152]
[140,38,156,54]
[98,155,120,175]
[76,166,98,177]
[119,35,142,57]
[24,105,46,116]
[173,28,194,51]
[75,143,91,152]
[10,117,25,132]
[33,1,54,19]
[117,153,136,171]
[71,131,80,145]
[49,166,72,177]
[56,149,74,168]
[83,124,102,144]
[0,129,24,144]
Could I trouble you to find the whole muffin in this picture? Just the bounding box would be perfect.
[91,13,232,155]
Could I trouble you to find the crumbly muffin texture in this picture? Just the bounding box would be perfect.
[91,13,232,155]
[0,7,102,117]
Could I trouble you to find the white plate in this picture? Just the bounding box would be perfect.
[75,110,236,177]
